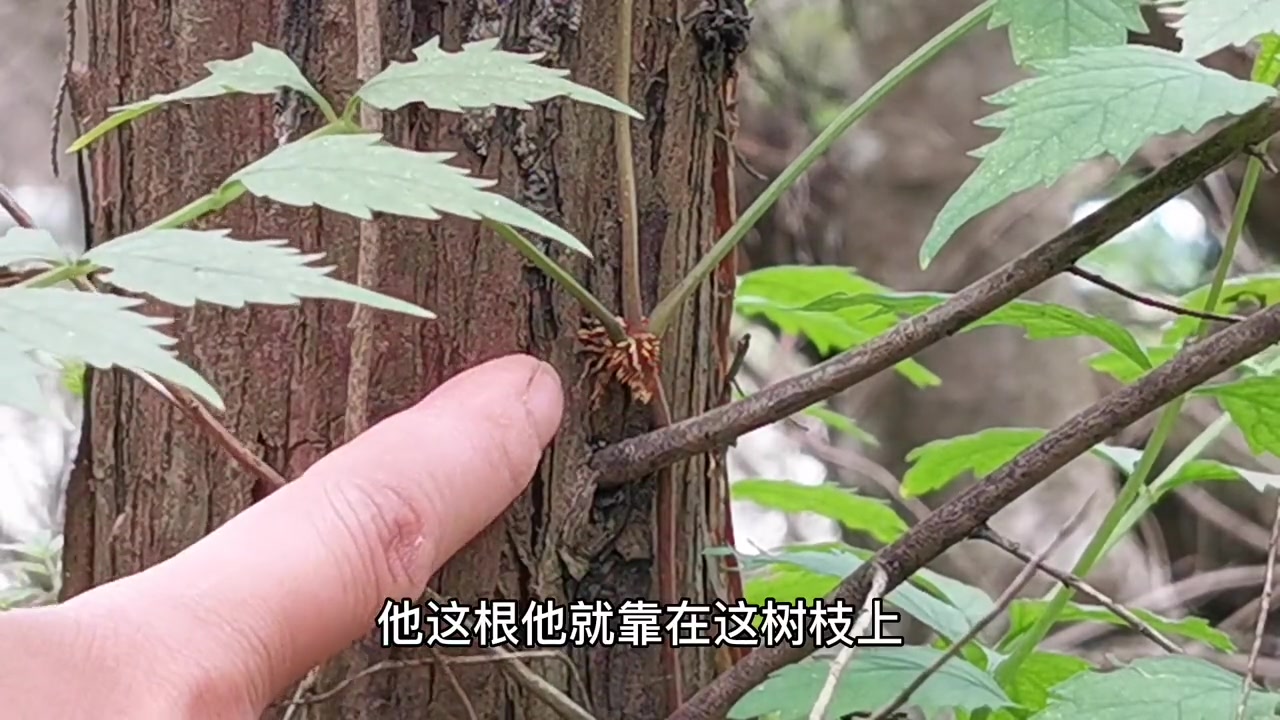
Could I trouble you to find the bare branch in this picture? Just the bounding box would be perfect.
[593,101,1280,489]
[974,526,1183,654]
[868,498,1093,720]
[0,184,38,229]
[1067,266,1243,324]
[667,289,1280,720]
[1237,494,1280,719]
[809,565,888,720]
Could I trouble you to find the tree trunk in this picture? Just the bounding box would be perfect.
[63,1,732,717]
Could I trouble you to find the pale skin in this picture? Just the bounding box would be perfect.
[0,354,565,718]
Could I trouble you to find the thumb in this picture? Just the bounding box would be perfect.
[63,354,564,710]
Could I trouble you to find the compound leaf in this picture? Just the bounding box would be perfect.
[1167,0,1280,60]
[990,0,1148,63]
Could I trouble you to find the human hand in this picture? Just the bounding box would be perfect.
[0,354,564,719]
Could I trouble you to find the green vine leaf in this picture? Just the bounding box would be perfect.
[734,266,940,387]
[990,0,1148,64]
[1165,273,1280,346]
[0,288,222,409]
[819,291,1151,371]
[1167,0,1280,60]
[1030,656,1278,719]
[69,43,330,153]
[803,404,880,446]
[1086,345,1178,384]
[1254,32,1280,85]
[731,479,907,543]
[1001,652,1093,714]
[84,229,433,318]
[228,133,590,256]
[355,37,641,119]
[0,228,73,269]
[903,427,1046,497]
[1003,600,1235,653]
[921,45,1275,266]
[729,648,1013,720]
[1196,376,1280,457]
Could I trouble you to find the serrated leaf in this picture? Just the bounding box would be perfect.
[921,45,1275,266]
[1030,656,1279,719]
[84,229,433,318]
[70,43,327,153]
[814,292,1151,372]
[729,648,1013,720]
[1197,376,1280,458]
[1168,0,1280,60]
[0,228,73,269]
[904,428,1046,497]
[0,287,222,409]
[356,37,641,119]
[229,133,591,256]
[735,266,939,387]
[1255,33,1280,85]
[732,479,907,543]
[1004,599,1236,652]
[990,0,1148,63]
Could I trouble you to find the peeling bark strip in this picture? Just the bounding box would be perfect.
[670,278,1280,720]
[590,99,1280,487]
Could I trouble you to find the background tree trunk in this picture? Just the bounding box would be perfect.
[62,0,731,716]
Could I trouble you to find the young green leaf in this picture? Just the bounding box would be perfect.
[1196,376,1280,457]
[735,266,940,387]
[69,43,331,153]
[1003,599,1235,652]
[0,228,73,269]
[990,0,1148,64]
[731,479,908,543]
[904,428,1046,497]
[85,229,433,318]
[1167,0,1280,60]
[1030,656,1278,719]
[728,649,1013,720]
[0,288,222,409]
[355,37,642,119]
[1255,33,1280,85]
[816,292,1151,372]
[60,360,86,400]
[921,45,1275,266]
[229,133,591,256]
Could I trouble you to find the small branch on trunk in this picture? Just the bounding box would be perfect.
[666,294,1280,720]
[809,565,888,720]
[593,101,1280,489]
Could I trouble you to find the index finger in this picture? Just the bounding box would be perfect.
[70,354,564,709]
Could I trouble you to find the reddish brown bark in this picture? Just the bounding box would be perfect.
[63,0,732,716]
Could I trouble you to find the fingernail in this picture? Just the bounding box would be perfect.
[524,360,564,447]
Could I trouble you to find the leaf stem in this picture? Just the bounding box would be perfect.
[999,142,1270,682]
[614,0,643,327]
[646,0,994,336]
[486,220,627,342]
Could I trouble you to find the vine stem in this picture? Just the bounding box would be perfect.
[615,0,643,326]
[999,142,1271,683]
[645,0,994,336]
[487,221,626,342]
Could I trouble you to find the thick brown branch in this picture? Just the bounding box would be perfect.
[667,270,1280,720]
[592,101,1280,488]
